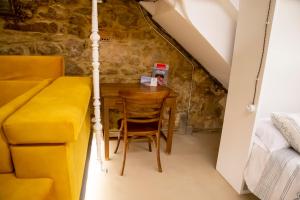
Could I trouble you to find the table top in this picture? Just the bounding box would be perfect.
[100,83,177,98]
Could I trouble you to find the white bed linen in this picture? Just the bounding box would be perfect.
[244,136,270,192]
[244,136,300,200]
[255,119,289,152]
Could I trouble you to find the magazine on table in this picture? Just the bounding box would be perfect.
[140,76,157,86]
[151,63,169,86]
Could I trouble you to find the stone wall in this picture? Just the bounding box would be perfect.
[0,0,227,132]
[0,0,92,75]
[99,0,227,132]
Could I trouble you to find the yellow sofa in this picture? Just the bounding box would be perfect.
[0,56,92,200]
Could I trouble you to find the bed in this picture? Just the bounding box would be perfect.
[244,119,300,200]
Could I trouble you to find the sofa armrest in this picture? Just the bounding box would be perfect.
[0,80,51,124]
[10,113,91,200]
[0,79,51,173]
[3,77,91,144]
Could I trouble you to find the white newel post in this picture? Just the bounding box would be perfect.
[90,0,104,170]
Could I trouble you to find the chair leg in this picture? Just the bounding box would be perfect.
[114,120,124,154]
[148,138,152,152]
[114,132,122,154]
[120,139,128,176]
[155,133,162,172]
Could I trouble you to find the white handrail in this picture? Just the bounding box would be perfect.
[90,0,104,171]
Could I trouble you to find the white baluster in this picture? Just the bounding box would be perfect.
[90,0,106,172]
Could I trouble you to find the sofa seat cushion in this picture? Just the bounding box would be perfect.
[0,174,53,200]
[3,77,91,144]
[0,80,51,173]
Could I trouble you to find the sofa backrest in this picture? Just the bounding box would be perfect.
[0,56,64,81]
[0,80,51,173]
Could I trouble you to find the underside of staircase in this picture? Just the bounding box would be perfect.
[139,0,239,88]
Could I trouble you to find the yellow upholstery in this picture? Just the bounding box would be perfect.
[2,76,91,200]
[0,80,51,173]
[0,56,64,80]
[0,80,40,107]
[11,113,91,200]
[0,173,53,200]
[4,77,91,144]
[0,56,91,200]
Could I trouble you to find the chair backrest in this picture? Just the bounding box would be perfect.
[119,89,170,131]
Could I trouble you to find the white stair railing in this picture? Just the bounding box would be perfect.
[90,0,105,171]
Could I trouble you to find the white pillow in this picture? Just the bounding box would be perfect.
[255,119,289,152]
[271,113,300,153]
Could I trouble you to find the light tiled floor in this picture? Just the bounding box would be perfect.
[84,133,258,200]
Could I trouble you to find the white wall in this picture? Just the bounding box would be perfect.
[258,0,300,118]
[216,0,274,193]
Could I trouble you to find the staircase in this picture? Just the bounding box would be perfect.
[140,0,239,88]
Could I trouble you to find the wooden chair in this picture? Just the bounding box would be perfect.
[114,89,169,176]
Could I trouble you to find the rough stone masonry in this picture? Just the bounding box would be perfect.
[0,0,227,133]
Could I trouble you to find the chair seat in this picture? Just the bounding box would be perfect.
[126,121,159,135]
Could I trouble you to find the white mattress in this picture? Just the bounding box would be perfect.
[244,136,271,192]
